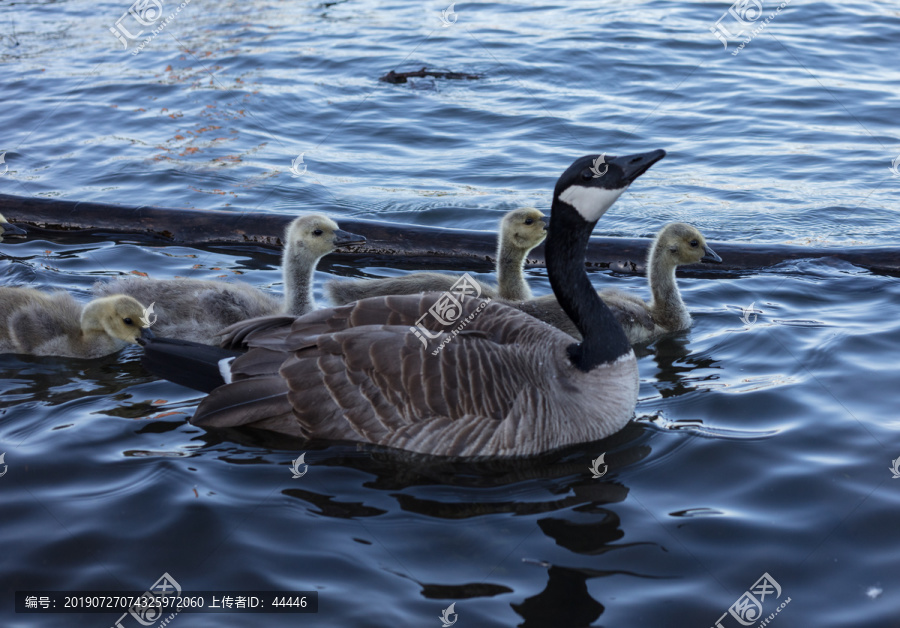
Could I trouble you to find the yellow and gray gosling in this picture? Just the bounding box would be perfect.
[93,215,365,345]
[325,207,547,304]
[0,288,153,358]
[514,222,721,344]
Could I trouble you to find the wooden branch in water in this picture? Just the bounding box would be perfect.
[2,193,899,277]
[380,67,481,84]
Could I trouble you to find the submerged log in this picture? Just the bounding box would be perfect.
[1,193,898,277]
[380,67,481,84]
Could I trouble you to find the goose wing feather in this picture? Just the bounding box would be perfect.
[195,294,610,457]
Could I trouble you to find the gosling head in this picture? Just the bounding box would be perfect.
[500,207,547,252]
[284,214,366,259]
[0,213,26,242]
[81,295,155,345]
[655,222,722,267]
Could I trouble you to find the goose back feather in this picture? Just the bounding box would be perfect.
[199,294,638,456]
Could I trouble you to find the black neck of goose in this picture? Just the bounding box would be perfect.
[546,198,632,371]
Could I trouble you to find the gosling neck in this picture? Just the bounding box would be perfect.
[647,242,688,328]
[282,244,319,316]
[496,238,531,301]
[546,199,631,371]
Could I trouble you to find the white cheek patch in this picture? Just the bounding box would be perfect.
[559,185,626,222]
[218,357,236,384]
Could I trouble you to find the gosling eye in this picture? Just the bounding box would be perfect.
[312,229,323,236]
[123,318,134,326]
[689,240,699,248]
[524,218,534,225]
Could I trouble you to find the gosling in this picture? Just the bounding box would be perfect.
[514,222,721,344]
[93,215,365,344]
[325,207,547,305]
[0,288,153,358]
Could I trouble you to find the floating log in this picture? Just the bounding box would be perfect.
[1,193,898,277]
[380,67,481,84]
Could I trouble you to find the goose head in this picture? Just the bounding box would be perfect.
[284,214,366,259]
[0,213,26,242]
[500,207,547,252]
[554,151,666,224]
[655,222,721,267]
[81,295,155,345]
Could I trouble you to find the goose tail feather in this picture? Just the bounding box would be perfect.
[140,337,244,394]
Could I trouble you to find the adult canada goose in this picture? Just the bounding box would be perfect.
[514,222,721,344]
[324,207,547,304]
[93,215,365,344]
[140,149,666,457]
[0,214,26,242]
[0,288,153,358]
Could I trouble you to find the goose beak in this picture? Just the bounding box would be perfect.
[701,245,722,264]
[606,149,667,185]
[138,327,156,345]
[333,229,366,248]
[1,222,26,236]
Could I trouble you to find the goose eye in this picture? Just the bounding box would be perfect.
[689,240,699,248]
[581,169,593,181]
[313,229,323,236]
[123,318,134,325]
[524,218,533,225]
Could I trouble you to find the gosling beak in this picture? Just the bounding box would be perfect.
[333,229,366,248]
[2,222,26,237]
[700,245,722,264]
[137,327,156,346]
[540,217,549,231]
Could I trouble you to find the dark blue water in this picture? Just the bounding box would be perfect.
[2,0,900,626]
